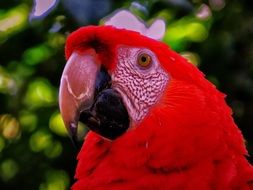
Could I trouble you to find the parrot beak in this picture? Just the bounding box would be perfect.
[59,49,100,145]
[59,49,130,145]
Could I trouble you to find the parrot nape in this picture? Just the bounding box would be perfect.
[59,10,253,190]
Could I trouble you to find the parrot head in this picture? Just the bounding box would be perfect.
[59,25,171,142]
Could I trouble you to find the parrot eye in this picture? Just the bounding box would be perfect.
[137,53,152,68]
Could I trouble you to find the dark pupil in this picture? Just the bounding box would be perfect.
[141,56,147,63]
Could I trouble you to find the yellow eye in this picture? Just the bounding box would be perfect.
[137,53,152,68]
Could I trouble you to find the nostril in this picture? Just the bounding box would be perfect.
[88,39,107,53]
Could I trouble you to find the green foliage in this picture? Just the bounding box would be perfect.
[0,0,252,189]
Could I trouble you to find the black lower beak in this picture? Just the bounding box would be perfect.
[80,88,130,140]
[79,68,129,141]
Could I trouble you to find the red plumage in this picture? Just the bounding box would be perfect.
[65,26,253,189]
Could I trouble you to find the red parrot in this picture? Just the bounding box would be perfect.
[59,14,253,190]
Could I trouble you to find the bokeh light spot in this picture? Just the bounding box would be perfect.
[186,22,208,42]
[49,112,67,137]
[196,4,212,20]
[0,67,17,95]
[44,140,63,158]
[0,4,28,42]
[19,111,38,132]
[39,170,70,190]
[47,33,66,48]
[0,159,19,182]
[30,0,59,19]
[29,130,52,152]
[23,44,52,66]
[24,78,57,109]
[0,114,21,140]
[156,10,175,22]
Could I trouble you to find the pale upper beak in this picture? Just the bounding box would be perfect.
[59,49,100,144]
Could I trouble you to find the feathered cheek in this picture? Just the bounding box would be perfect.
[111,46,169,126]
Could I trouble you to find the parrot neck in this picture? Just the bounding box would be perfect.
[73,125,251,190]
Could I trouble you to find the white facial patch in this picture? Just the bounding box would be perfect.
[103,9,166,41]
[112,46,169,124]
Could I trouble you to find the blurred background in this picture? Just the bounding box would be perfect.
[0,0,252,189]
